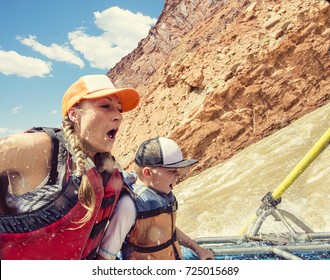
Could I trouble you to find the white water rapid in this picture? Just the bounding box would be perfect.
[175,102,330,239]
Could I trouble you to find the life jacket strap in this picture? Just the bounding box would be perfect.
[126,231,178,253]
[137,200,178,219]
[89,218,108,239]
[26,127,60,185]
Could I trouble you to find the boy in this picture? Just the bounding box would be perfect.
[98,136,214,260]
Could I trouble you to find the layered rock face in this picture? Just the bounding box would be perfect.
[108,0,330,178]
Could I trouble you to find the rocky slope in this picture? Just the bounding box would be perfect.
[108,0,330,178]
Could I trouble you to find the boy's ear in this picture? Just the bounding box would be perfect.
[142,167,152,178]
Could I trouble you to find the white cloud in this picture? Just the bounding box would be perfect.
[17,35,84,68]
[51,110,58,114]
[11,106,23,114]
[94,6,156,48]
[69,6,157,69]
[0,50,52,78]
[2,6,157,76]
[68,28,129,69]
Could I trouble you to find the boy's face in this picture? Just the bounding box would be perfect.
[149,167,180,194]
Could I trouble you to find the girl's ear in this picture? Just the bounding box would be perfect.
[67,107,78,123]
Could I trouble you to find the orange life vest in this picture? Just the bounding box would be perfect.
[0,128,123,259]
[121,185,182,260]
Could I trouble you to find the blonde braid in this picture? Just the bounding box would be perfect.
[62,116,95,225]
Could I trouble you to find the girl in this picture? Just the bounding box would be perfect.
[0,74,140,259]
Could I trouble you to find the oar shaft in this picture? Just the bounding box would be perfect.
[272,128,330,199]
[238,127,330,236]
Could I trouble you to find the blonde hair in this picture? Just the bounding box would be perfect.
[134,164,144,180]
[62,116,95,225]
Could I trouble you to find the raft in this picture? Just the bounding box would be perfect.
[183,219,330,260]
[184,128,330,260]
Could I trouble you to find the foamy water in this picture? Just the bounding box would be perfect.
[175,102,330,238]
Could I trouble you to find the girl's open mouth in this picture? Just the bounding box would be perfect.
[107,129,117,140]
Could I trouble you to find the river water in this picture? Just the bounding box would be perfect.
[175,102,330,239]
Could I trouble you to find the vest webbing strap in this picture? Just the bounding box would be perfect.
[136,200,178,219]
[26,127,60,185]
[127,231,177,253]
[101,196,115,209]
[89,218,108,239]
[42,128,59,185]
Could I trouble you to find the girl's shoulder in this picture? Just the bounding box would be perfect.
[0,131,53,175]
[1,131,52,151]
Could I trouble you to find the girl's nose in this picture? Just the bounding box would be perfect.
[112,109,123,122]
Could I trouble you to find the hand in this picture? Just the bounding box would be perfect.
[196,247,215,260]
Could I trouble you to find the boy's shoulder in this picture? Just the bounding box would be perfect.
[121,170,153,195]
[130,183,152,198]
[122,170,137,187]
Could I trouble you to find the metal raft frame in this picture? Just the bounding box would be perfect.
[194,202,330,260]
[190,128,330,260]
[195,234,330,260]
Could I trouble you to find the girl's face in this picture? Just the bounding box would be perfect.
[148,167,180,194]
[72,96,122,157]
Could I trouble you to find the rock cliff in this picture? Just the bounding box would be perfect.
[108,0,330,178]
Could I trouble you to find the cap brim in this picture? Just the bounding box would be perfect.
[82,88,140,112]
[160,159,198,168]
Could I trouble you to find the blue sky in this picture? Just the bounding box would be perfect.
[0,0,164,136]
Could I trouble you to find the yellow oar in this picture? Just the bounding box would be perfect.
[238,127,330,235]
[272,127,330,199]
